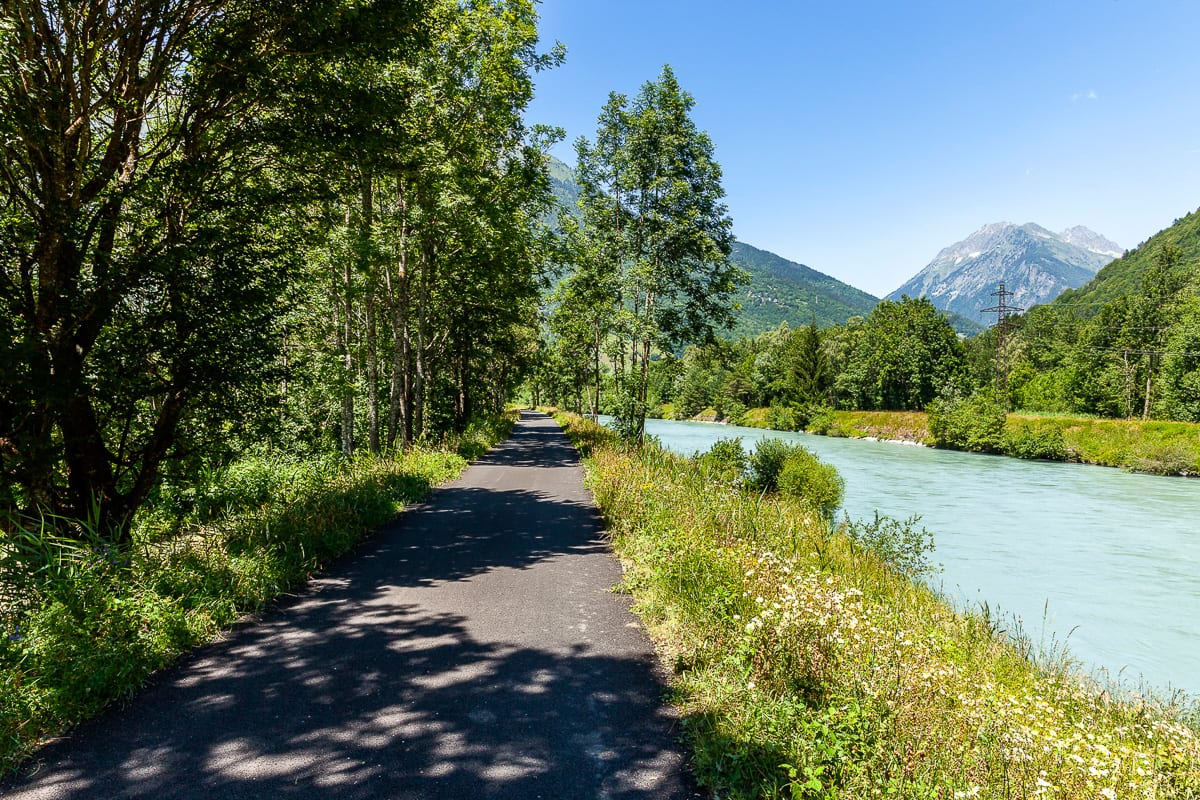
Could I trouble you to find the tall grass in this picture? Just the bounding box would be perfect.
[0,413,514,776]
[554,410,1200,799]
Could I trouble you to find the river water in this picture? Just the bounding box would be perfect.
[632,417,1200,696]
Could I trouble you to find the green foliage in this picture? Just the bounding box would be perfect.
[804,405,836,435]
[1001,424,1070,461]
[766,403,801,432]
[927,390,1007,453]
[747,438,796,493]
[1158,296,1200,421]
[842,512,937,579]
[744,438,843,520]
[1007,211,1200,424]
[777,451,844,523]
[0,0,559,537]
[780,321,832,406]
[697,438,749,485]
[834,297,966,411]
[572,64,743,441]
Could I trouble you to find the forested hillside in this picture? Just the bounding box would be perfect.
[1000,209,1200,420]
[546,156,582,224]
[1053,207,1200,314]
[729,241,879,335]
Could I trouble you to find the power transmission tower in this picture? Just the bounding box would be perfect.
[981,283,1023,400]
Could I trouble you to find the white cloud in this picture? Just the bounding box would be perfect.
[1071,89,1099,102]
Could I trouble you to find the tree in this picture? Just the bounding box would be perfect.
[1158,296,1200,421]
[780,319,830,406]
[548,216,618,420]
[0,0,561,538]
[574,65,743,441]
[0,1,428,538]
[836,297,965,410]
[280,0,560,449]
[1133,244,1187,418]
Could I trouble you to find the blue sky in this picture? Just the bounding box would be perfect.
[525,1,1200,297]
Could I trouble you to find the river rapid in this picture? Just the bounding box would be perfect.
[633,417,1200,697]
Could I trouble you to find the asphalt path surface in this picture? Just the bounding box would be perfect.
[2,411,698,799]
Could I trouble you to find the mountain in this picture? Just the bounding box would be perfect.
[542,156,880,334]
[729,241,879,335]
[1053,208,1200,315]
[887,223,1121,326]
[1059,226,1124,259]
[546,156,581,222]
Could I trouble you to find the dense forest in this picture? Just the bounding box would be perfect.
[0,0,565,540]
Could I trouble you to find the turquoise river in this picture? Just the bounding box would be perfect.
[635,417,1200,697]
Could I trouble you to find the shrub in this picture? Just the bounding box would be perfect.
[1125,444,1195,476]
[746,439,844,521]
[765,403,799,432]
[842,512,937,579]
[802,404,835,435]
[720,400,748,426]
[927,390,1006,452]
[697,437,747,485]
[777,450,844,522]
[747,438,794,492]
[1001,424,1069,461]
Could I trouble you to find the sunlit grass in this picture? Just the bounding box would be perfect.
[554,410,1200,799]
[739,407,1200,475]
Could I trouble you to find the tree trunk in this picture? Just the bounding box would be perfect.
[360,171,380,455]
[592,321,602,421]
[414,235,435,439]
[385,181,412,449]
[340,202,355,458]
[1143,355,1156,420]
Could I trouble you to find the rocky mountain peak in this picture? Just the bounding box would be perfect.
[887,222,1121,325]
[1059,226,1125,258]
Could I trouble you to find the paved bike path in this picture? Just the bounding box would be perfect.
[3,411,697,799]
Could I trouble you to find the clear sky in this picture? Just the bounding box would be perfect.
[525,1,1200,297]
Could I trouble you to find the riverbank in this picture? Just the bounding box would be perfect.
[553,409,1200,799]
[0,414,515,777]
[711,408,1200,475]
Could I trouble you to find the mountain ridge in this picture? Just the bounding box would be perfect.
[543,156,883,334]
[1052,207,1200,314]
[728,240,879,335]
[887,222,1121,325]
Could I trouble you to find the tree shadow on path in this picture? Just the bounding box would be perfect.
[2,413,698,799]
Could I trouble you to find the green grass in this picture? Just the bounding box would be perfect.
[0,413,515,776]
[825,410,936,444]
[1009,414,1200,475]
[553,410,1200,799]
[741,407,1200,475]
